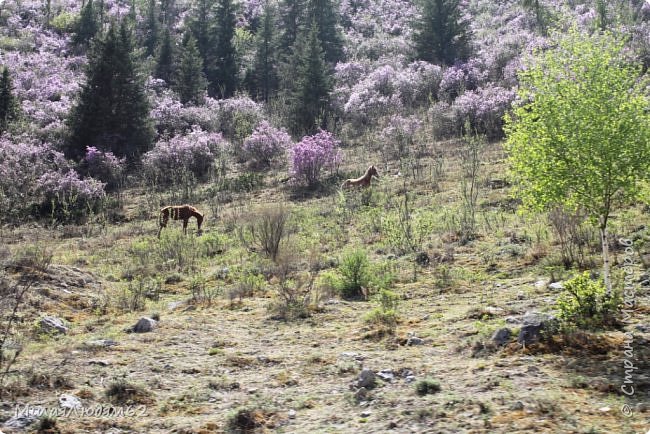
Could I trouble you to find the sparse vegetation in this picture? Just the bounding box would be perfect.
[1,0,648,432]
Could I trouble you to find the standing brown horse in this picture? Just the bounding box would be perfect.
[341,165,380,189]
[158,205,204,238]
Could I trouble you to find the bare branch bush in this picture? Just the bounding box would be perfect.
[0,246,52,398]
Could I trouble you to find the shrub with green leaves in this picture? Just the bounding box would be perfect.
[555,272,620,330]
[364,289,400,329]
[415,378,441,396]
[336,249,371,299]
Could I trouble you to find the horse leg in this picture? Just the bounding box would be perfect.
[183,219,188,235]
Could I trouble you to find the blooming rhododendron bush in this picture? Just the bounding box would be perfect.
[290,130,342,187]
[0,136,104,223]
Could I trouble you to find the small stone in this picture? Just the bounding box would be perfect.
[406,337,425,346]
[88,359,110,366]
[599,406,611,412]
[288,409,296,419]
[3,406,44,429]
[516,291,526,300]
[356,369,376,389]
[86,339,118,348]
[491,328,511,346]
[40,316,68,334]
[549,282,564,290]
[360,410,372,418]
[377,370,395,382]
[534,280,546,288]
[59,394,82,409]
[129,317,157,333]
[510,401,524,411]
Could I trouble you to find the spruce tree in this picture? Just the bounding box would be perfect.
[174,32,207,105]
[212,0,238,98]
[73,0,99,47]
[413,0,470,65]
[155,28,175,83]
[278,0,305,58]
[66,21,154,161]
[143,0,159,57]
[252,3,279,101]
[0,67,18,133]
[187,0,215,80]
[307,0,343,64]
[289,22,331,135]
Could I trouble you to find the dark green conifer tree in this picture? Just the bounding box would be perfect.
[174,32,207,105]
[143,0,159,57]
[251,3,279,101]
[212,0,238,98]
[66,21,154,161]
[0,67,19,133]
[413,0,470,65]
[155,28,175,83]
[73,0,99,46]
[306,0,343,64]
[288,22,331,135]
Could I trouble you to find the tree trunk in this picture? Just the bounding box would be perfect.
[599,221,612,295]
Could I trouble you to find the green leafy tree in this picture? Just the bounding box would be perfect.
[0,67,19,133]
[174,32,207,105]
[505,29,650,294]
[212,0,238,98]
[155,28,175,83]
[287,22,331,135]
[413,0,470,65]
[66,21,154,161]
[73,0,99,46]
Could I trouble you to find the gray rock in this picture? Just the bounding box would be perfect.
[516,291,526,300]
[377,370,395,382]
[3,406,44,429]
[635,324,650,333]
[288,409,296,419]
[356,369,376,389]
[505,316,522,324]
[491,328,512,346]
[167,301,185,311]
[549,282,564,290]
[59,394,82,409]
[129,317,157,333]
[406,337,425,346]
[510,401,524,411]
[40,316,68,334]
[360,410,372,418]
[518,311,556,345]
[404,375,416,383]
[86,338,118,348]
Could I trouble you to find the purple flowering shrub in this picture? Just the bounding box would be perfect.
[78,146,126,191]
[37,169,106,222]
[381,115,422,159]
[451,85,515,139]
[148,86,220,134]
[242,121,292,169]
[290,130,342,187]
[143,126,223,184]
[0,136,105,222]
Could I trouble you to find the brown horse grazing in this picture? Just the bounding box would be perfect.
[158,205,204,238]
[341,165,380,189]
